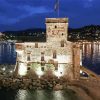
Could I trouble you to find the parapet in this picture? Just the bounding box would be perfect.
[46,18,68,23]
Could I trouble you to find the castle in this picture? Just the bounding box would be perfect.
[15,18,81,79]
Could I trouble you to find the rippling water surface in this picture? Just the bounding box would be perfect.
[82,43,100,74]
[0,42,16,64]
[0,90,78,100]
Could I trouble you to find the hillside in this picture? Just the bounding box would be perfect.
[1,25,100,42]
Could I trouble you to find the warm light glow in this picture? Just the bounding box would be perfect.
[36,66,44,78]
[2,67,5,71]
[16,90,27,100]
[17,50,25,62]
[80,70,82,74]
[54,64,64,78]
[16,50,24,54]
[57,55,71,63]
[10,70,13,73]
[18,63,27,76]
[80,50,82,66]
[82,72,85,75]
[54,91,64,100]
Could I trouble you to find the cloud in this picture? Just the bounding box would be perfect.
[0,0,100,30]
[0,0,52,25]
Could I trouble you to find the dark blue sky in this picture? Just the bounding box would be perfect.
[0,0,100,31]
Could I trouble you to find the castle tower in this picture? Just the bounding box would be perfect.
[45,18,74,79]
[46,18,68,42]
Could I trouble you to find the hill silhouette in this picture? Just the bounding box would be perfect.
[1,25,100,42]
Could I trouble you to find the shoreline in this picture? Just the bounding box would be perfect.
[0,75,100,100]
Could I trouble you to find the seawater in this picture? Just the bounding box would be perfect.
[0,42,16,64]
[0,89,78,100]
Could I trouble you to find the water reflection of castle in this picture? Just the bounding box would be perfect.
[15,18,81,79]
[0,42,16,64]
[82,42,100,63]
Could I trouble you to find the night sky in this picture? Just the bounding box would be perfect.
[0,0,100,31]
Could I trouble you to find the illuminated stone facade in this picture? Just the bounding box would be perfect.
[15,18,80,79]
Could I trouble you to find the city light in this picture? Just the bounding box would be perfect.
[18,63,27,76]
[80,70,82,74]
[16,50,24,55]
[36,66,44,78]
[2,67,5,71]
[56,55,71,63]
[80,50,82,66]
[54,64,64,78]
[10,70,13,73]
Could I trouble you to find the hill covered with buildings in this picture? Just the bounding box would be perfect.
[68,25,100,41]
[0,25,100,42]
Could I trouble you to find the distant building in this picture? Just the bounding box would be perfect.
[15,18,81,79]
[0,32,5,41]
[0,32,4,37]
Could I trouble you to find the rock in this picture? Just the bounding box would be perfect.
[53,84,63,90]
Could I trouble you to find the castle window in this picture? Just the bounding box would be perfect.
[27,54,30,61]
[55,25,57,28]
[54,61,58,70]
[27,63,31,66]
[27,67,30,71]
[41,67,44,71]
[35,43,38,48]
[41,62,45,66]
[41,52,44,61]
[53,50,57,59]
[41,56,44,61]
[62,33,64,36]
[61,40,64,47]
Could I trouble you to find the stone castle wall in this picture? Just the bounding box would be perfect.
[15,18,80,79]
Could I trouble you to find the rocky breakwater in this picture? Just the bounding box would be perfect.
[0,75,70,90]
[0,74,100,100]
